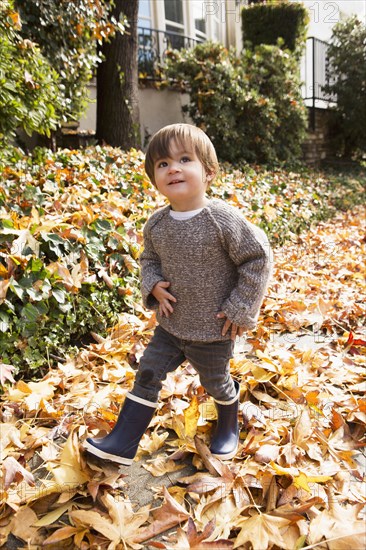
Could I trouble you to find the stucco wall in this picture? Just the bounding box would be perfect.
[138,87,191,147]
[79,81,191,148]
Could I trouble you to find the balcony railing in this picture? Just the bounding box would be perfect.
[138,27,202,80]
[302,37,337,128]
[137,29,337,126]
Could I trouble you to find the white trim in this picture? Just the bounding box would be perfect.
[211,442,238,460]
[126,392,159,408]
[83,440,134,465]
[214,383,240,405]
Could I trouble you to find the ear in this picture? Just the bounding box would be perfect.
[205,172,214,183]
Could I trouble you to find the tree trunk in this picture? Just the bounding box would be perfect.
[96,0,140,148]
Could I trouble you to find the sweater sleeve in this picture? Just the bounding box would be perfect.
[139,219,164,310]
[215,205,272,330]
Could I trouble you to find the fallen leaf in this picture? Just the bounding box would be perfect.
[70,492,150,548]
[184,395,200,439]
[142,457,186,477]
[2,456,35,489]
[135,486,190,543]
[234,512,291,549]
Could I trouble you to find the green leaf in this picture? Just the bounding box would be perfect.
[21,303,41,322]
[52,288,66,304]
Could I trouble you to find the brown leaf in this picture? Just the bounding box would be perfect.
[10,506,43,545]
[42,525,79,546]
[194,436,227,476]
[234,513,291,549]
[135,486,190,543]
[70,492,150,548]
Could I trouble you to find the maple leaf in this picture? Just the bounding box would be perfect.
[138,429,169,456]
[307,498,365,550]
[234,512,292,549]
[135,486,190,543]
[47,430,90,488]
[70,492,150,549]
[9,506,43,545]
[0,423,24,460]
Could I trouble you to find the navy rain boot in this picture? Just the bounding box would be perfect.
[210,380,240,460]
[84,393,158,465]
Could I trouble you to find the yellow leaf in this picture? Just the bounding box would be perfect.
[184,395,200,439]
[48,431,89,487]
[251,365,277,381]
[270,461,299,477]
[33,502,71,526]
[293,472,332,493]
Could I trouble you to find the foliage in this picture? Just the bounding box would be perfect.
[0,0,63,146]
[0,146,149,376]
[241,0,309,58]
[324,16,366,159]
[0,145,364,376]
[14,0,125,123]
[0,206,365,547]
[164,41,307,164]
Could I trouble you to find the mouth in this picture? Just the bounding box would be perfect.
[168,180,184,185]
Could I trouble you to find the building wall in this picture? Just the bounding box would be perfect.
[139,87,191,147]
[78,81,190,148]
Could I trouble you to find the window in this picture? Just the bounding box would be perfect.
[138,0,152,28]
[138,1,155,75]
[164,0,185,49]
[164,0,184,26]
[192,1,206,39]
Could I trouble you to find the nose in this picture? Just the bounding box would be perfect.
[168,161,181,174]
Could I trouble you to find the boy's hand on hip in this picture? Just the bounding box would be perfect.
[152,281,177,317]
[217,312,245,341]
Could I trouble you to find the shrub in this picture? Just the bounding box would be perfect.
[0,146,147,377]
[164,41,307,164]
[323,16,366,159]
[0,0,63,145]
[14,0,124,123]
[241,1,309,58]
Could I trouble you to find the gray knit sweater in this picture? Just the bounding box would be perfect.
[140,198,272,342]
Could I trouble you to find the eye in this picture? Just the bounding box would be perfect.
[157,160,167,168]
[180,156,191,163]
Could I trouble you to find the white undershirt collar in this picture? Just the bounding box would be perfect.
[169,207,204,220]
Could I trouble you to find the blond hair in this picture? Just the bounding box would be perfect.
[144,123,219,186]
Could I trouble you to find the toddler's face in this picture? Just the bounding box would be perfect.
[153,141,212,212]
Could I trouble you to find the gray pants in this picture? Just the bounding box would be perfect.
[131,325,236,403]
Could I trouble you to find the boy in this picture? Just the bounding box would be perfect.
[84,123,271,465]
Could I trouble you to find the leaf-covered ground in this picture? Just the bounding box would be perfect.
[0,149,365,548]
[0,146,364,376]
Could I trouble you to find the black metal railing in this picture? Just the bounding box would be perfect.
[302,37,337,129]
[138,27,202,79]
[137,30,338,126]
